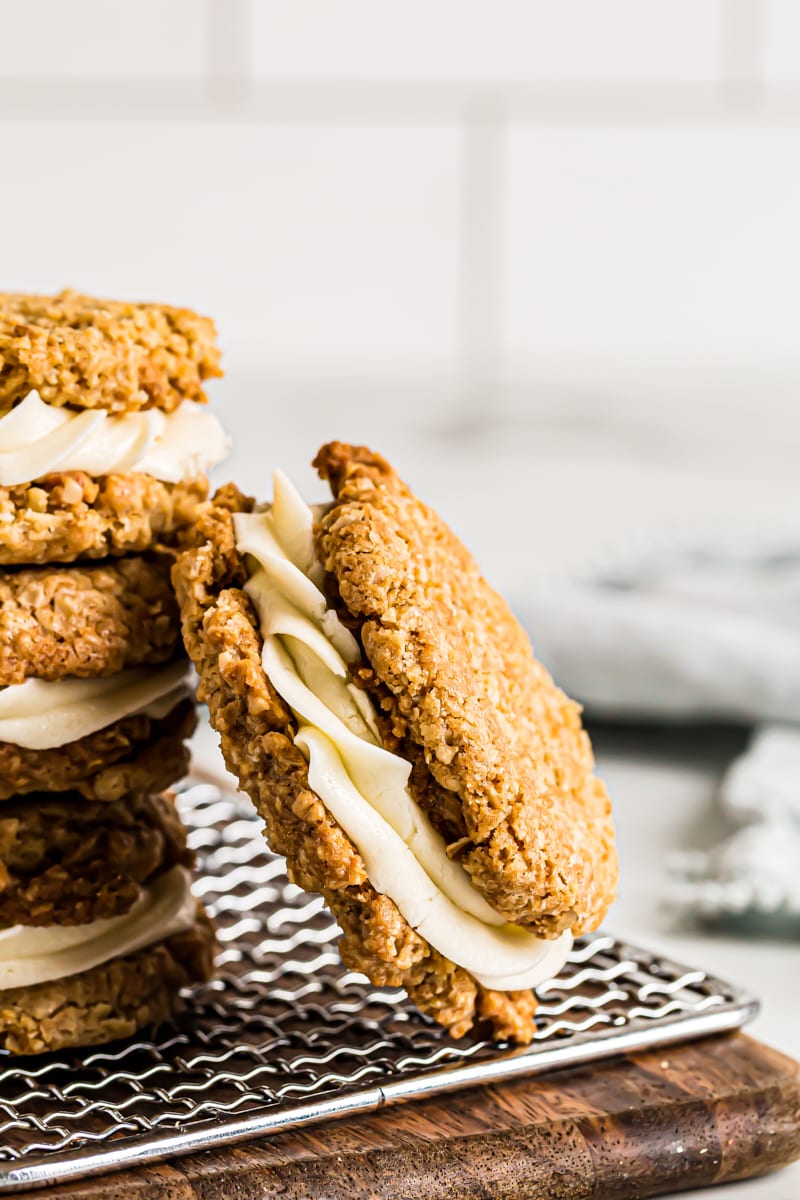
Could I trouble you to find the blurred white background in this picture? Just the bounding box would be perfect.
[1,0,798,587]
[1,8,798,1193]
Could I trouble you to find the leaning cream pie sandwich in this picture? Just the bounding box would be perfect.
[174,444,617,1042]
[0,289,228,564]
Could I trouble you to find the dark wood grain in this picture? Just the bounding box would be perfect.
[34,1033,800,1200]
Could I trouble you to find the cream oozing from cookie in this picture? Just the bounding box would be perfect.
[0,391,229,486]
[0,866,196,990]
[234,472,572,992]
[0,659,190,750]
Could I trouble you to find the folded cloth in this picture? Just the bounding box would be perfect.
[518,536,800,930]
[667,725,800,924]
[519,540,800,724]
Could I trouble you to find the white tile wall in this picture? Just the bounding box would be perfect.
[0,0,207,78]
[505,126,800,371]
[764,0,800,82]
[0,120,461,380]
[0,0,797,535]
[252,1,725,82]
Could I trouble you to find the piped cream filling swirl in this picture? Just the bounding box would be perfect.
[0,391,230,487]
[0,866,196,991]
[234,472,571,992]
[0,659,191,750]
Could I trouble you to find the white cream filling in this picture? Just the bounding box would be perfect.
[0,659,191,750]
[0,391,230,486]
[234,471,572,992]
[0,866,196,990]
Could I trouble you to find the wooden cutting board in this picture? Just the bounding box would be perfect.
[35,1033,800,1200]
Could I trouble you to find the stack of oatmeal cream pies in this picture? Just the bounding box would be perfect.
[0,287,617,1058]
[0,291,227,1055]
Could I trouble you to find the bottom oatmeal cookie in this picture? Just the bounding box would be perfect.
[0,699,196,803]
[0,791,193,927]
[0,907,214,1056]
[0,472,207,566]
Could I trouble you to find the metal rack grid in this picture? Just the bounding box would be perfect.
[0,781,757,1193]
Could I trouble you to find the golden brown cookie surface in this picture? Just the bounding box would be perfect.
[0,792,192,927]
[0,699,195,802]
[0,906,214,1056]
[0,289,221,414]
[0,473,207,565]
[314,443,617,936]
[0,556,180,685]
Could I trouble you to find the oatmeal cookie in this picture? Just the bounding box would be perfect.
[313,443,617,935]
[0,906,214,1056]
[0,556,180,685]
[0,791,192,927]
[0,290,221,414]
[0,698,195,802]
[0,473,207,566]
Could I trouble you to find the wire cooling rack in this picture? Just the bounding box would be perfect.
[0,780,758,1193]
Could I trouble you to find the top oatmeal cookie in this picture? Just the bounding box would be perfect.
[0,290,221,414]
[314,443,617,934]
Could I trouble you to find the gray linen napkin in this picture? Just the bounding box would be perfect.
[519,538,800,927]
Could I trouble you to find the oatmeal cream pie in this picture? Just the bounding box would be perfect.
[0,289,228,565]
[0,792,213,1055]
[0,553,196,801]
[173,444,618,1043]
